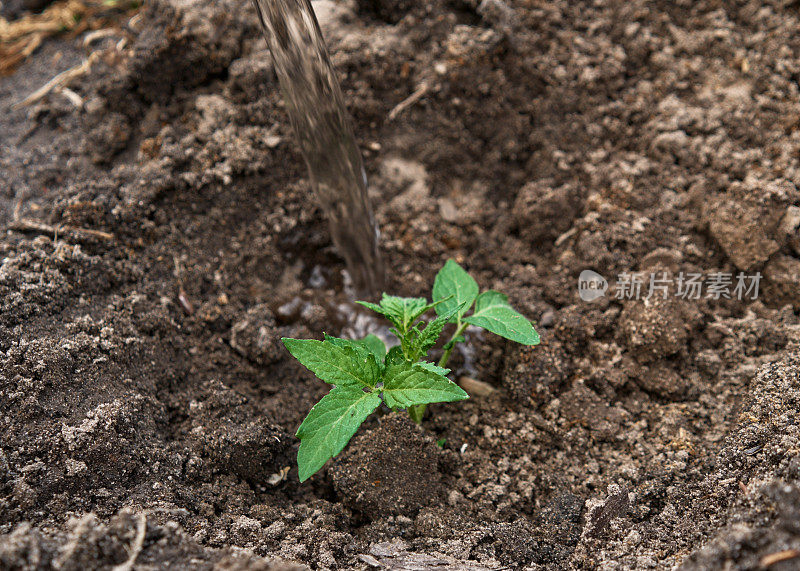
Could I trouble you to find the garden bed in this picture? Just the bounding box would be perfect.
[2,0,800,568]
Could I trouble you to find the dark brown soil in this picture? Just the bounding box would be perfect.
[2,0,800,568]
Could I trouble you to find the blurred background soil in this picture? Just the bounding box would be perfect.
[2,0,800,568]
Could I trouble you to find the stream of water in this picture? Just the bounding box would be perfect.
[252,0,385,295]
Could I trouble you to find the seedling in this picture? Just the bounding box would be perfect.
[282,259,540,481]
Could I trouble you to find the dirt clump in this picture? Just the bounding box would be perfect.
[512,180,582,245]
[618,295,697,363]
[188,379,295,484]
[230,304,285,366]
[0,509,305,570]
[330,413,447,519]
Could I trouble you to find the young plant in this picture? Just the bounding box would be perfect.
[281,259,539,481]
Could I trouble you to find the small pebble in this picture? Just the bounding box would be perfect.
[458,376,496,397]
[539,309,555,327]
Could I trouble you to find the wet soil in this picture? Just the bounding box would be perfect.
[2,0,800,568]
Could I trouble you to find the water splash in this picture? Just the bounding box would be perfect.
[252,0,385,295]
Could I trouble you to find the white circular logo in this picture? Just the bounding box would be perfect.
[579,270,608,302]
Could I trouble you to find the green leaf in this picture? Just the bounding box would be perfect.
[414,302,466,357]
[384,345,406,366]
[464,291,540,345]
[360,334,387,361]
[356,295,431,331]
[324,334,386,363]
[433,260,479,323]
[282,338,380,387]
[355,300,402,330]
[379,294,429,330]
[296,386,381,482]
[355,300,385,315]
[382,362,468,409]
[415,361,451,376]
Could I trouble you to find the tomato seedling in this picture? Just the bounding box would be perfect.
[282,259,539,481]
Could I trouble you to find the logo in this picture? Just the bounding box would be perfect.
[578,269,761,302]
[579,270,608,302]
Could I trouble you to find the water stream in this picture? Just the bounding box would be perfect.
[252,0,385,295]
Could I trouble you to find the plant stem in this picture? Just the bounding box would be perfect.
[437,322,468,368]
[408,403,425,424]
[409,322,469,424]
